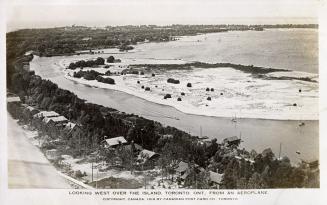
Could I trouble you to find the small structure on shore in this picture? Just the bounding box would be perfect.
[145,87,150,91]
[34,111,60,119]
[103,136,128,148]
[206,87,210,91]
[223,136,241,147]
[137,149,160,168]
[161,134,174,140]
[177,97,182,101]
[45,149,59,160]
[175,161,190,180]
[181,92,185,96]
[209,171,223,188]
[207,97,211,101]
[7,96,21,103]
[63,122,82,139]
[187,83,192,87]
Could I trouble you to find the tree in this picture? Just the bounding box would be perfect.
[247,172,267,189]
[107,56,115,63]
[95,57,105,65]
[222,158,240,189]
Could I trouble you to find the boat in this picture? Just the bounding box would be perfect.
[231,114,237,122]
[299,122,305,127]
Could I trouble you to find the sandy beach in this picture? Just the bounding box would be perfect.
[62,61,318,120]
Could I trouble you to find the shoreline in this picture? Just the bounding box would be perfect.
[64,72,318,121]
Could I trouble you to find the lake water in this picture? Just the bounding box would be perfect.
[30,29,319,163]
[115,28,318,73]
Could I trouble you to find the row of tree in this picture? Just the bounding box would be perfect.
[68,57,105,69]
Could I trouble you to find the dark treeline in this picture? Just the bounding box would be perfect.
[68,57,105,69]
[131,62,289,74]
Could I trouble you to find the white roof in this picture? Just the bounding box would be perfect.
[34,111,59,118]
[65,122,76,130]
[104,136,127,147]
[22,104,37,112]
[209,171,223,184]
[137,149,157,160]
[43,116,68,124]
[175,161,189,173]
[7,96,21,102]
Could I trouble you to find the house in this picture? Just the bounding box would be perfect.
[208,171,223,188]
[21,104,39,124]
[42,116,68,138]
[7,96,21,103]
[43,116,68,127]
[43,116,67,123]
[199,139,213,147]
[137,149,159,163]
[34,111,60,119]
[174,161,204,181]
[137,149,159,169]
[22,104,39,114]
[223,136,241,147]
[175,161,190,179]
[103,136,128,148]
[7,95,22,118]
[162,134,174,140]
[45,149,59,160]
[63,122,82,139]
[33,111,59,130]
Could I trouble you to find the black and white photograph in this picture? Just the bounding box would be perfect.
[1,0,326,204]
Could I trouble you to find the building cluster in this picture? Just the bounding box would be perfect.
[7,92,319,189]
[7,92,82,144]
[101,136,160,169]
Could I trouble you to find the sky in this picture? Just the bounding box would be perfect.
[5,0,321,31]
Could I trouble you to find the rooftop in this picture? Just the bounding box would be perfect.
[43,116,68,124]
[138,149,158,160]
[224,136,240,142]
[7,96,21,103]
[209,171,223,184]
[175,161,189,173]
[104,136,127,147]
[34,111,60,118]
[65,122,76,130]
